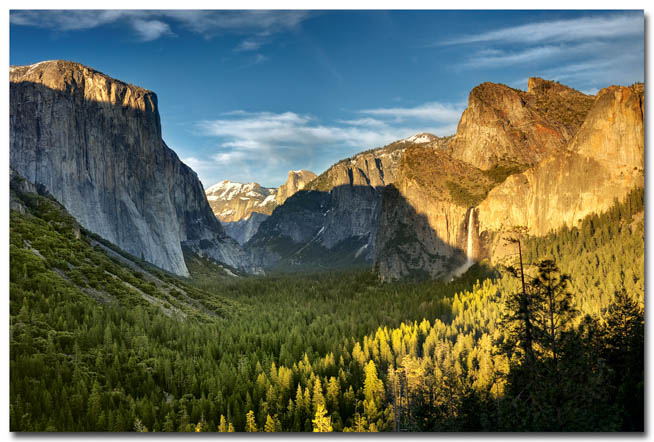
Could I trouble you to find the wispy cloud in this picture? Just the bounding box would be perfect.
[360,102,464,124]
[10,10,312,45]
[336,117,387,127]
[459,41,615,69]
[131,18,175,42]
[235,38,264,52]
[161,10,310,38]
[442,13,643,46]
[440,12,643,90]
[197,111,410,153]
[537,48,643,87]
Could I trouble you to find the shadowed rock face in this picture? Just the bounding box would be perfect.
[246,141,410,270]
[373,145,487,281]
[221,212,269,245]
[10,61,643,281]
[10,60,255,276]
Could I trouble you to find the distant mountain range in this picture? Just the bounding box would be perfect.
[10,60,644,280]
[206,170,316,244]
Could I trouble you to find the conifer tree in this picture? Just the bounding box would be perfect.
[326,377,341,409]
[602,289,644,431]
[364,361,384,405]
[264,414,276,432]
[353,413,368,432]
[245,410,257,432]
[312,404,333,432]
[218,415,227,432]
[133,418,148,432]
[312,378,325,412]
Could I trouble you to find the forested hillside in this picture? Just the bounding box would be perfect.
[10,176,643,431]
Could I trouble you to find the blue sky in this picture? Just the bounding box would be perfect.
[10,10,644,188]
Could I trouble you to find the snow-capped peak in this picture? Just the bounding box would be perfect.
[403,133,437,144]
[206,180,238,194]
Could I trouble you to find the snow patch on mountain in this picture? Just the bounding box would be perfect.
[403,133,437,144]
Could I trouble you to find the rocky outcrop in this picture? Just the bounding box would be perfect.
[306,141,406,192]
[275,170,317,205]
[10,60,255,276]
[476,83,644,258]
[449,78,594,170]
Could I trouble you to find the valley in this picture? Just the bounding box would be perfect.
[9,59,644,432]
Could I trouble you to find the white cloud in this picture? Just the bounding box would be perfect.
[537,49,644,87]
[198,106,460,152]
[337,117,387,127]
[131,19,175,42]
[11,10,124,31]
[360,102,464,124]
[160,10,311,38]
[252,54,269,65]
[442,13,643,46]
[182,156,215,173]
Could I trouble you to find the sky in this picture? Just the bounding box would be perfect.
[9,10,645,188]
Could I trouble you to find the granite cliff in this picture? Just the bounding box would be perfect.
[10,60,255,276]
[449,78,595,170]
[373,79,642,280]
[374,143,489,280]
[276,170,318,205]
[11,61,641,281]
[476,83,644,261]
[245,139,410,270]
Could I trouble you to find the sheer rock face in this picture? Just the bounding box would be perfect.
[246,141,408,268]
[221,212,269,246]
[275,170,317,205]
[476,84,644,258]
[373,145,483,280]
[10,60,255,276]
[449,78,594,170]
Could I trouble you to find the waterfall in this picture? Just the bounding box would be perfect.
[466,208,475,263]
[451,208,475,279]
